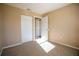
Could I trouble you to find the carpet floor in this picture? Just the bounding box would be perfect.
[1,41,79,56]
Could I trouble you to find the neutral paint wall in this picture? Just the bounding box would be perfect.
[77,4,79,48]
[2,4,41,47]
[0,4,3,53]
[44,4,79,48]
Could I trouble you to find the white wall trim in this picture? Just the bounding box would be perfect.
[0,49,3,56]
[0,42,23,56]
[0,41,35,55]
[2,42,23,49]
[49,41,79,50]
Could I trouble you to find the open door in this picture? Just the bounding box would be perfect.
[36,16,48,43]
[41,16,48,41]
[21,15,32,43]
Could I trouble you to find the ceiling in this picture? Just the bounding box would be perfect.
[6,3,70,15]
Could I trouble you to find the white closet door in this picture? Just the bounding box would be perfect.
[21,15,32,43]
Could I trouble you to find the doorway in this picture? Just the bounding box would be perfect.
[35,18,41,39]
[35,16,48,44]
[35,16,54,53]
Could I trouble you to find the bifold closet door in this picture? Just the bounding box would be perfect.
[21,15,32,43]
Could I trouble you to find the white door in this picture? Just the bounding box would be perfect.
[41,16,48,41]
[21,15,32,43]
[36,16,48,43]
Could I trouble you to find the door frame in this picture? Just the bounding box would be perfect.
[34,16,48,43]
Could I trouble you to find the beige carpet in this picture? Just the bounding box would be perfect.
[1,41,79,56]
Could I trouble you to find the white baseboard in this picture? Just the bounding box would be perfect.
[0,48,3,56]
[0,41,34,55]
[49,41,79,50]
[0,42,23,56]
[2,42,23,49]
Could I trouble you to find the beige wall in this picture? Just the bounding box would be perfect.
[2,4,41,47]
[44,4,79,48]
[0,4,3,52]
[77,4,79,48]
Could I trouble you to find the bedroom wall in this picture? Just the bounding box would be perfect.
[0,4,3,53]
[43,4,79,48]
[2,4,41,47]
[77,4,79,48]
